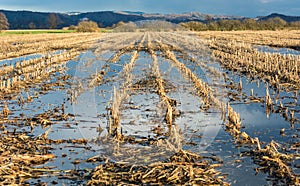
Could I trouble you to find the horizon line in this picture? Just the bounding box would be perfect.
[1,8,297,18]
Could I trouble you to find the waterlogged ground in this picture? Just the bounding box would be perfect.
[0,32,299,185]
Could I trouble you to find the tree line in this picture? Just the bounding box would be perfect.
[0,12,100,32]
[113,20,182,32]
[180,17,300,31]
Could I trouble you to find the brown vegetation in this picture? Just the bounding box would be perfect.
[0,13,9,31]
[76,21,99,32]
[199,30,300,89]
[0,32,101,184]
[0,30,298,185]
[88,33,229,185]
[87,150,227,185]
[0,32,101,60]
[0,132,54,184]
[199,30,300,51]
[181,17,299,31]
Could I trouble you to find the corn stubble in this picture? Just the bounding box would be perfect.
[88,33,229,185]
[89,31,299,185]
[198,30,300,184]
[1,30,299,185]
[87,150,226,186]
[200,31,300,90]
[0,32,100,185]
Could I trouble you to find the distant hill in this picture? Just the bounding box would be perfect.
[0,9,298,29]
[0,10,145,29]
[0,9,245,29]
[0,10,55,29]
[143,12,243,23]
[258,13,300,22]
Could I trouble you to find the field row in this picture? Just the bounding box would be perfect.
[0,33,101,60]
[198,30,300,50]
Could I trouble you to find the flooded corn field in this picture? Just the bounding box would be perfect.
[0,31,299,185]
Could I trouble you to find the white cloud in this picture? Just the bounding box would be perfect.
[259,0,284,3]
[260,0,269,3]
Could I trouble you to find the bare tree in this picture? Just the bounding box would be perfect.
[242,18,257,30]
[112,21,125,29]
[0,13,9,31]
[139,20,182,31]
[29,22,36,29]
[114,22,137,32]
[48,13,58,29]
[205,15,213,24]
[76,21,99,32]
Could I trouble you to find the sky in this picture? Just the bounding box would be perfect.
[0,0,299,17]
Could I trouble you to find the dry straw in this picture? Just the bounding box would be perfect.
[199,31,300,89]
